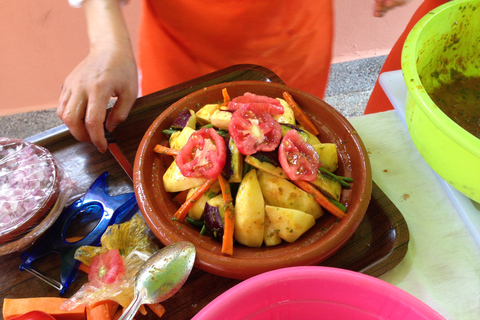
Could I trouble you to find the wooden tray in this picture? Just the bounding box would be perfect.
[0,64,409,319]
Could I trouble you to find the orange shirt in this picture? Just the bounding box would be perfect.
[138,0,333,98]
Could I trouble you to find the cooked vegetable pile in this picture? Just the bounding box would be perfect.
[155,89,353,255]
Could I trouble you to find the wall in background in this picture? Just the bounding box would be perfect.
[332,0,423,62]
[0,0,422,116]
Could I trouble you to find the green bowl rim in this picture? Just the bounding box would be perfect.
[401,0,480,159]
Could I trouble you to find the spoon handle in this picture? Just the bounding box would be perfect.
[118,292,144,320]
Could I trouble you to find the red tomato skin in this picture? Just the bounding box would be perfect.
[279,130,321,181]
[9,311,57,320]
[227,92,284,115]
[175,127,227,179]
[88,249,126,284]
[229,109,282,155]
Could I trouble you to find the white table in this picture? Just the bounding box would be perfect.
[350,111,480,319]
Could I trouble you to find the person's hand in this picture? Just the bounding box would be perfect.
[373,0,408,17]
[59,0,137,153]
[57,44,138,153]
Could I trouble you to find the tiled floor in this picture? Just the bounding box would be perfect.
[325,55,386,118]
[0,55,387,140]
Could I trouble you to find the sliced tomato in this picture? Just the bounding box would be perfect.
[227,92,284,115]
[229,109,282,155]
[88,249,126,285]
[278,129,321,181]
[175,127,227,179]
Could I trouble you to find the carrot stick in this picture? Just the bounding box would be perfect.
[86,302,112,320]
[106,301,120,319]
[147,303,166,318]
[139,305,147,316]
[154,144,179,156]
[293,180,346,219]
[173,178,217,222]
[88,300,119,317]
[78,262,90,274]
[113,308,123,320]
[282,91,320,135]
[221,88,231,106]
[218,175,234,255]
[173,190,189,205]
[3,298,85,320]
[88,300,110,310]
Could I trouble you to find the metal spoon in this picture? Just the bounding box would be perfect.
[118,241,196,320]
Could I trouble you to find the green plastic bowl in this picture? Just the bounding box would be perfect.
[401,0,480,203]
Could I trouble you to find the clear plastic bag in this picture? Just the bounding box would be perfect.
[62,214,159,310]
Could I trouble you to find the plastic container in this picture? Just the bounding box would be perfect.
[0,138,59,244]
[401,0,480,203]
[192,266,445,320]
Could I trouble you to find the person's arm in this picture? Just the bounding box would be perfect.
[58,0,138,152]
[373,0,408,17]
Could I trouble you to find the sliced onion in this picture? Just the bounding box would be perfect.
[0,138,59,243]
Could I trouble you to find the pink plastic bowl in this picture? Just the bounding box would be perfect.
[192,266,445,320]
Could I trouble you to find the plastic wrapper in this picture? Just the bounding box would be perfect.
[62,214,159,310]
[0,137,80,256]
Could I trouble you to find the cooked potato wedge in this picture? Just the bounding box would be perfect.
[163,161,206,192]
[299,127,321,145]
[244,155,288,179]
[273,98,295,125]
[312,143,338,172]
[264,214,282,246]
[184,109,197,129]
[186,181,221,220]
[257,170,324,219]
[311,173,342,201]
[234,169,265,247]
[169,126,195,150]
[264,205,315,243]
[210,110,232,131]
[196,103,220,125]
